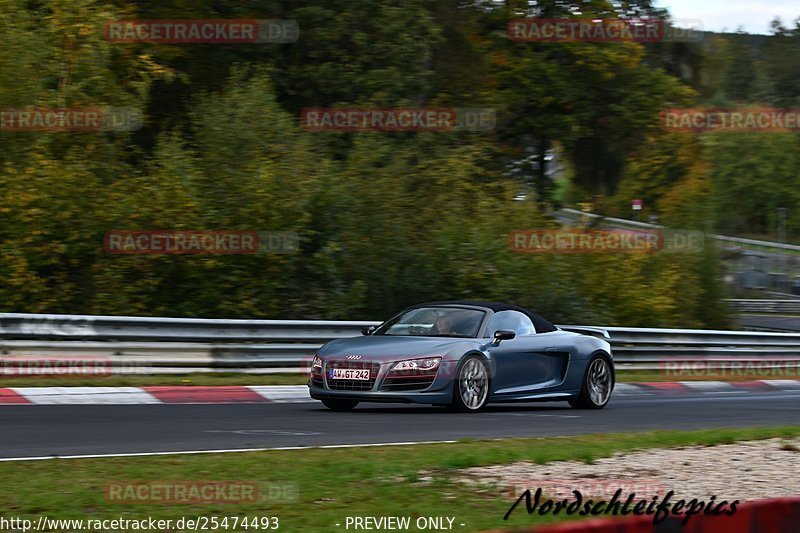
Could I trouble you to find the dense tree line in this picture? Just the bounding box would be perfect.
[1,0,798,325]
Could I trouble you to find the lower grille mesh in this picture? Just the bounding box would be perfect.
[381,374,436,391]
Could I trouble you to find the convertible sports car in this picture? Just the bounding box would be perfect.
[308,301,614,412]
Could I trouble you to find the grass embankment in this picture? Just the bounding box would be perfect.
[2,427,799,532]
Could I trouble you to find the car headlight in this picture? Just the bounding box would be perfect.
[391,357,442,372]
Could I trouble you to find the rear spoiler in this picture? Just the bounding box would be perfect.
[556,325,611,339]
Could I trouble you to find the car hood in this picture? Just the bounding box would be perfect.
[317,335,484,361]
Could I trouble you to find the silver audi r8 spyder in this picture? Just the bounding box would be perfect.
[308,301,614,412]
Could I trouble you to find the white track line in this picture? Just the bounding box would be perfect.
[4,381,800,405]
[762,380,800,390]
[248,385,310,401]
[0,440,459,462]
[678,381,736,392]
[10,387,161,404]
[610,383,643,395]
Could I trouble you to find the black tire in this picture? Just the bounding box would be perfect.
[569,353,614,409]
[321,399,359,411]
[450,355,491,412]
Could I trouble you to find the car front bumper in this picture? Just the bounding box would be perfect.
[308,380,454,405]
[308,359,457,405]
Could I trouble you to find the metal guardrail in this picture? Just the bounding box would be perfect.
[559,208,800,252]
[558,208,667,230]
[1,313,800,373]
[0,313,369,342]
[727,299,800,314]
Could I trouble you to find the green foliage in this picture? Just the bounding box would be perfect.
[705,132,800,235]
[763,19,800,106]
[1,0,777,327]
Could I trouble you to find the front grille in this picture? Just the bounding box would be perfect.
[325,360,380,391]
[310,376,324,388]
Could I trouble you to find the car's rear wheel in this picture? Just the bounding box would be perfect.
[321,399,359,411]
[451,355,490,412]
[569,354,614,409]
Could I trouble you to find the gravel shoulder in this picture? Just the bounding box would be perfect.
[458,437,800,502]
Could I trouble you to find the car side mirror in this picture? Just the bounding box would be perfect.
[493,329,516,343]
[362,325,376,336]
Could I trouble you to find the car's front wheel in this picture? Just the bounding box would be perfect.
[321,399,359,411]
[569,354,614,409]
[451,355,490,412]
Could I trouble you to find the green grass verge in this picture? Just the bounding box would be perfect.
[2,427,799,532]
[1,369,794,388]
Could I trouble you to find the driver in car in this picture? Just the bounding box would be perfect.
[433,315,457,335]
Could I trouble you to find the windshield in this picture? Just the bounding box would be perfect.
[373,307,485,338]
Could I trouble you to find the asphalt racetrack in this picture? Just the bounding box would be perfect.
[2,390,800,460]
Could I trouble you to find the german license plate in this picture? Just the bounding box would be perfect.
[329,368,370,380]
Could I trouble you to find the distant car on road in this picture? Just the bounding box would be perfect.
[308,301,614,412]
